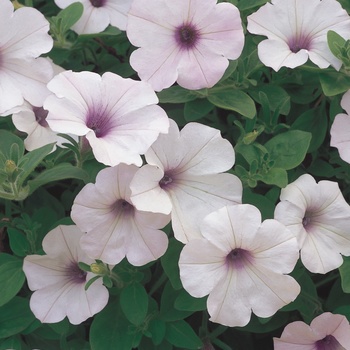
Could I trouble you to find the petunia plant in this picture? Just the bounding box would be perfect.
[2,0,350,349]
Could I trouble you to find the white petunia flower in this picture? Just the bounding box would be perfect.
[44,70,169,167]
[23,225,109,325]
[275,174,350,274]
[179,204,300,327]
[71,163,170,266]
[274,312,350,349]
[126,0,244,91]
[0,0,53,115]
[330,90,350,164]
[130,119,242,243]
[54,0,133,34]
[247,0,350,71]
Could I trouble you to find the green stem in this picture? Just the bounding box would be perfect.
[149,272,168,296]
[315,272,339,288]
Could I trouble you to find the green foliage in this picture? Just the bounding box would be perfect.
[165,320,202,349]
[0,297,36,339]
[120,283,149,326]
[90,301,134,350]
[339,256,350,293]
[0,254,25,307]
[264,130,312,170]
[208,90,256,119]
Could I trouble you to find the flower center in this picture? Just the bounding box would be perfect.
[225,248,251,269]
[302,215,312,228]
[89,0,105,7]
[33,106,49,127]
[114,199,135,217]
[68,262,87,284]
[315,335,345,350]
[288,34,312,53]
[175,23,200,49]
[159,174,173,189]
[86,106,113,138]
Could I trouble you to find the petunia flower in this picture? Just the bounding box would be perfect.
[0,0,54,116]
[330,90,350,164]
[22,225,109,325]
[274,312,350,349]
[179,204,300,327]
[126,0,244,91]
[130,119,242,243]
[247,0,350,71]
[11,60,66,152]
[44,70,169,167]
[54,0,133,34]
[11,102,62,152]
[274,174,350,274]
[71,163,170,266]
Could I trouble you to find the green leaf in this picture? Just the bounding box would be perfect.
[0,336,22,350]
[237,0,269,11]
[161,238,183,290]
[7,228,31,257]
[207,90,256,119]
[0,297,36,339]
[0,254,25,307]
[260,167,288,188]
[249,86,290,115]
[291,107,328,153]
[243,188,276,220]
[160,282,193,322]
[78,25,122,39]
[17,143,55,188]
[327,30,346,59]
[147,319,166,346]
[282,269,320,323]
[90,301,134,350]
[184,99,214,122]
[319,72,350,96]
[174,289,207,312]
[57,2,84,34]
[0,130,24,160]
[157,86,197,103]
[28,162,89,194]
[120,283,148,326]
[264,130,312,170]
[339,256,350,293]
[165,320,202,349]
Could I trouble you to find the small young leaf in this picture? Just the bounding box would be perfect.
[327,30,346,58]
[57,2,84,34]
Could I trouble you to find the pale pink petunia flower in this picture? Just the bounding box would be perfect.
[247,0,350,71]
[274,312,350,349]
[126,0,244,91]
[179,204,300,327]
[274,174,350,274]
[12,102,62,152]
[0,0,54,116]
[71,163,170,266]
[130,119,242,243]
[54,0,133,34]
[11,60,67,152]
[22,225,109,325]
[44,70,169,166]
[330,90,350,164]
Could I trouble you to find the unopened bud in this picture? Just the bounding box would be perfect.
[5,160,17,175]
[90,262,108,275]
